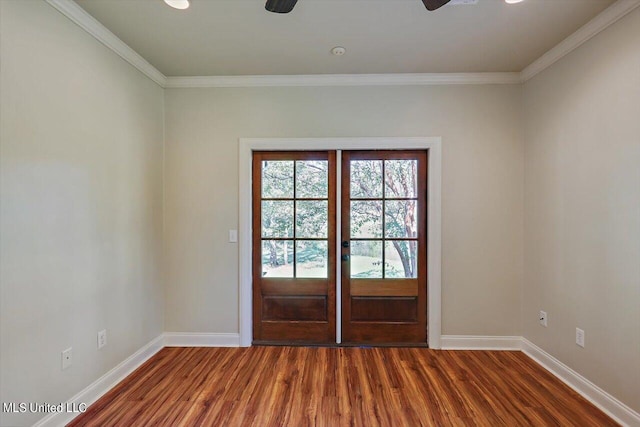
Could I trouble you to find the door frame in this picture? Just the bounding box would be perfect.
[239,137,442,348]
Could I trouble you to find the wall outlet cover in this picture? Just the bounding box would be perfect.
[62,347,72,370]
[539,310,548,327]
[98,329,107,349]
[576,328,585,348]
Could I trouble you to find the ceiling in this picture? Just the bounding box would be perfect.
[75,0,614,77]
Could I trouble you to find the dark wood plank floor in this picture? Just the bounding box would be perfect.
[68,347,617,426]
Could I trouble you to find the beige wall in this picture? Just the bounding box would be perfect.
[5,0,637,422]
[523,8,640,413]
[164,84,524,337]
[0,1,165,426]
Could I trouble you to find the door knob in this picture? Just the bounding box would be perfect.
[341,254,350,262]
[342,241,349,248]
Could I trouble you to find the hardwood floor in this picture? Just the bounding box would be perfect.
[68,347,617,426]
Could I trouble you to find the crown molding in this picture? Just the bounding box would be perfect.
[46,0,639,88]
[164,72,521,88]
[521,0,640,82]
[45,0,167,87]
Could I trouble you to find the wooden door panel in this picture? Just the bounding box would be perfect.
[262,296,327,321]
[342,324,425,344]
[259,322,331,343]
[350,297,417,322]
[341,150,428,345]
[252,151,336,344]
[350,279,418,296]
[261,279,327,296]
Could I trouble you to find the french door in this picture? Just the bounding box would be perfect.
[252,150,427,345]
[252,152,337,344]
[341,151,427,344]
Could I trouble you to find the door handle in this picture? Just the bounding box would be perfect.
[341,254,350,262]
[342,241,349,248]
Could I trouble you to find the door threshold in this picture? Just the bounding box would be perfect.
[253,340,429,348]
[339,342,429,348]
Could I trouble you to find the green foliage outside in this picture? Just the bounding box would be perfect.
[261,159,418,279]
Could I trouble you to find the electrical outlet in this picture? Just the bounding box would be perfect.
[62,348,72,370]
[539,310,547,327]
[576,328,585,348]
[98,329,107,349]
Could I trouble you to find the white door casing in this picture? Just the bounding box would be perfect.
[238,137,442,348]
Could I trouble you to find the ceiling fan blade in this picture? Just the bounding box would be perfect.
[265,0,298,14]
[421,0,452,11]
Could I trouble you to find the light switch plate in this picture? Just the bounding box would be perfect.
[229,229,238,243]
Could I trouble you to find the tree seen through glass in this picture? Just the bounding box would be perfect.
[259,158,419,279]
[261,160,329,278]
[350,159,418,279]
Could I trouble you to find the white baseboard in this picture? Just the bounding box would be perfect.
[440,335,522,350]
[521,338,640,427]
[441,335,639,426]
[31,334,639,427]
[33,334,164,427]
[163,332,240,347]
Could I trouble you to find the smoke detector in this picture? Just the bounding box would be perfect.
[331,47,346,56]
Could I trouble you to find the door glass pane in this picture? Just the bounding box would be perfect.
[296,241,328,278]
[262,240,294,277]
[262,161,294,198]
[350,160,383,199]
[385,200,417,238]
[385,240,417,278]
[350,201,382,238]
[296,161,328,198]
[350,241,383,278]
[296,201,328,238]
[385,160,417,198]
[262,201,293,238]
